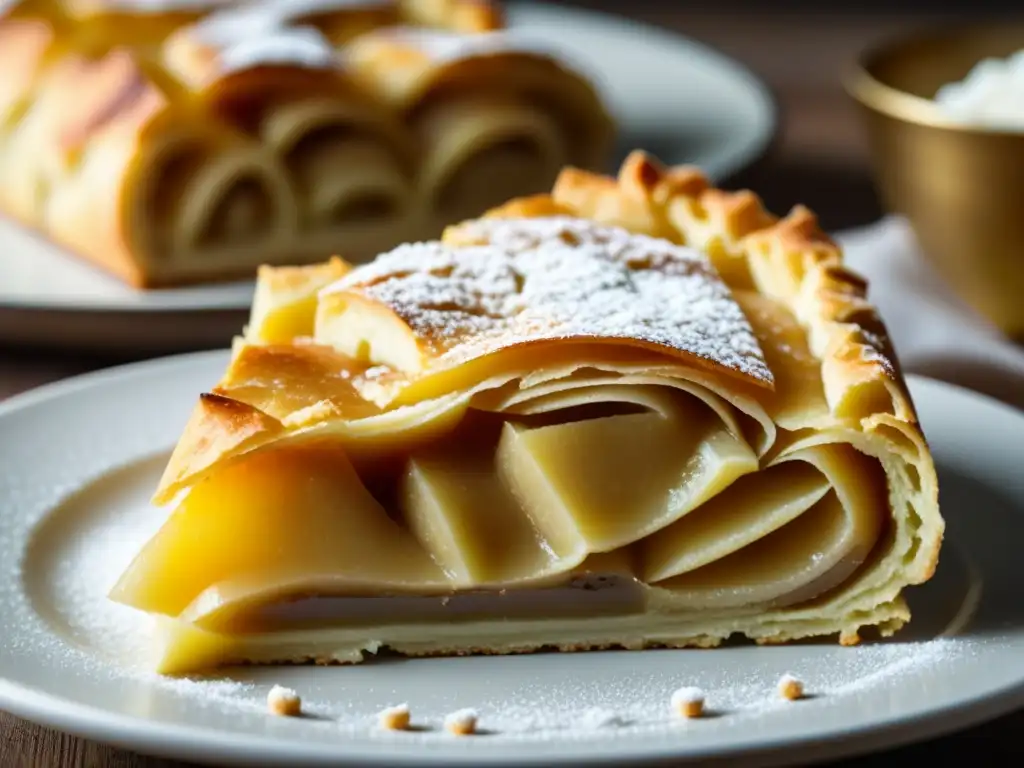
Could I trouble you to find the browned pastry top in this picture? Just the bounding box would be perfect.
[323,215,773,384]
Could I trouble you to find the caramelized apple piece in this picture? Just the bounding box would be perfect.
[496,399,757,553]
[402,440,586,587]
[653,445,887,609]
[247,258,350,345]
[641,461,831,582]
[110,446,448,617]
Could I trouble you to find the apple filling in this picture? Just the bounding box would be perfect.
[111,384,888,654]
[106,191,940,673]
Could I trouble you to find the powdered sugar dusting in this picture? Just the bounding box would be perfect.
[357,25,561,65]
[577,707,630,729]
[190,4,285,46]
[444,707,478,725]
[776,672,804,700]
[455,637,974,739]
[346,26,604,104]
[325,217,772,383]
[193,0,392,46]
[45,489,165,667]
[379,701,409,717]
[670,685,705,707]
[219,26,338,73]
[267,683,302,715]
[444,706,479,735]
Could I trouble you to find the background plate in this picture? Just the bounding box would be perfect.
[0,1,776,354]
[0,356,1020,767]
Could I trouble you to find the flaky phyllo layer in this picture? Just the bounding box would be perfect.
[0,0,611,287]
[110,151,943,674]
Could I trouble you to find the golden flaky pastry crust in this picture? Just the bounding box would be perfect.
[548,154,916,425]
[158,150,928,500]
[129,151,941,669]
[0,0,612,288]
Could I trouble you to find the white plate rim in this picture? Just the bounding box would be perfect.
[0,670,1021,768]
[0,356,1022,766]
[510,0,778,183]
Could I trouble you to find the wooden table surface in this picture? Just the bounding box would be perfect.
[3,3,1023,766]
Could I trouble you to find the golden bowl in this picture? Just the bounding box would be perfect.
[845,23,1024,339]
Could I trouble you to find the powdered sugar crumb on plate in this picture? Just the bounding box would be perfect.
[577,707,630,729]
[444,707,479,735]
[326,217,773,385]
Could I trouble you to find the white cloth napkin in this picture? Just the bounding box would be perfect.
[836,216,1024,410]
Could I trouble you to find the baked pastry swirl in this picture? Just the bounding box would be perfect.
[0,0,611,287]
[110,152,943,674]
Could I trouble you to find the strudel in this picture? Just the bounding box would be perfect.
[110,151,943,673]
[0,0,612,286]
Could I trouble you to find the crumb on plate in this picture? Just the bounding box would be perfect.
[777,673,804,701]
[267,685,302,716]
[670,686,706,718]
[444,707,478,735]
[378,703,411,731]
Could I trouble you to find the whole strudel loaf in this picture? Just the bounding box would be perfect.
[0,0,613,287]
[109,151,943,674]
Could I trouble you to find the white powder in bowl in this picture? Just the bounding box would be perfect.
[933,50,1024,128]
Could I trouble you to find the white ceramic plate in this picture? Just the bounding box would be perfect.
[0,1,776,354]
[0,354,1021,767]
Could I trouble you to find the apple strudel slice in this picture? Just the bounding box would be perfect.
[0,0,611,288]
[110,151,943,675]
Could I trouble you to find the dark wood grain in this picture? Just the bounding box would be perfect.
[2,3,1022,766]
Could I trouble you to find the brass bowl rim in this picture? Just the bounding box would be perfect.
[843,21,1024,136]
